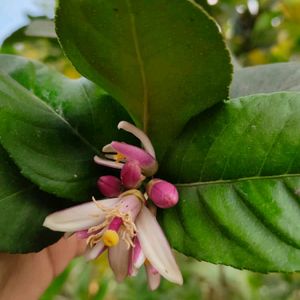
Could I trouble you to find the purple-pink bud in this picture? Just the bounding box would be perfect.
[111,142,158,176]
[121,161,145,189]
[97,175,122,197]
[146,179,179,208]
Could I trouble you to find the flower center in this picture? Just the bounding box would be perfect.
[102,229,119,247]
[86,195,142,249]
[114,152,126,162]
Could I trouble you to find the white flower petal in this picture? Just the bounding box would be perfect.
[94,155,123,169]
[108,238,130,283]
[118,121,156,158]
[85,241,105,260]
[102,143,115,153]
[136,206,183,285]
[145,264,161,291]
[43,198,119,232]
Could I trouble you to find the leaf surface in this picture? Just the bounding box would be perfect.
[230,62,300,98]
[0,55,133,201]
[0,145,63,252]
[160,92,300,271]
[56,0,232,157]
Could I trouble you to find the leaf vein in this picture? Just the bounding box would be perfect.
[126,0,149,132]
[234,184,300,249]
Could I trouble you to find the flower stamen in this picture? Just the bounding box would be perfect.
[114,152,126,162]
[87,194,141,249]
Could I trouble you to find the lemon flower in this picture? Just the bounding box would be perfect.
[44,120,182,290]
[43,190,182,286]
[94,121,158,176]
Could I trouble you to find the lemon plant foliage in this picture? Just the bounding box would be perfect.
[0,0,300,273]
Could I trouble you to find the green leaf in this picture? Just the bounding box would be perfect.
[0,144,63,253]
[161,177,300,272]
[160,92,300,271]
[56,0,232,158]
[230,62,300,98]
[194,0,213,12]
[0,55,133,201]
[161,92,300,183]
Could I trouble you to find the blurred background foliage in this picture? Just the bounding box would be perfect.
[197,0,300,66]
[1,0,300,299]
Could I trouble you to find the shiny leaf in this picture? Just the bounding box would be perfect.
[160,92,300,271]
[0,145,63,252]
[56,0,232,158]
[0,55,133,201]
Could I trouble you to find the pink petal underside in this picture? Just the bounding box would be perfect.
[136,206,183,285]
[128,248,137,277]
[111,142,155,167]
[108,238,130,283]
[85,241,106,261]
[117,121,156,158]
[43,198,120,232]
[132,238,146,269]
[128,237,145,276]
[145,263,161,291]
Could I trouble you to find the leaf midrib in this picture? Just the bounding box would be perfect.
[177,173,300,187]
[0,185,35,204]
[0,72,100,155]
[126,0,149,132]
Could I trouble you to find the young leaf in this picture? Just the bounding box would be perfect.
[160,92,300,271]
[0,55,133,201]
[56,0,232,158]
[0,144,63,253]
[230,62,300,98]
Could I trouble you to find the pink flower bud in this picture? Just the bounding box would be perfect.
[110,142,158,176]
[146,179,179,208]
[97,175,122,197]
[121,161,145,189]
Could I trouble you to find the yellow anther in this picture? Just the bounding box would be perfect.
[102,230,119,247]
[114,152,126,162]
[144,259,150,266]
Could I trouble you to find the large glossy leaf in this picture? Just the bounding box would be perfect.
[0,144,63,253]
[0,55,133,201]
[230,62,300,98]
[161,177,300,272]
[161,92,300,183]
[160,92,300,271]
[56,0,232,158]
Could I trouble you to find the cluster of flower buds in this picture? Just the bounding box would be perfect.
[98,174,178,208]
[44,121,182,290]
[95,120,178,208]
